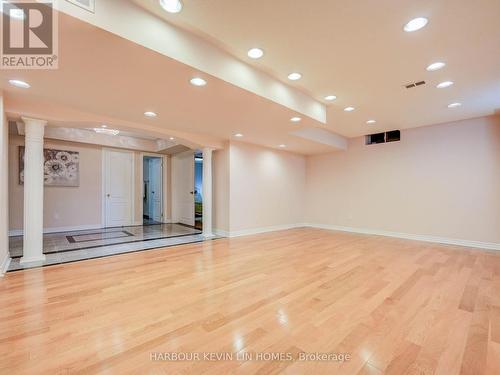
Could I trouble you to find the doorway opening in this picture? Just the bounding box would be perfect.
[194,152,203,230]
[143,156,163,225]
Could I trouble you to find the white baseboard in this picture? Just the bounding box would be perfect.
[0,254,11,276]
[9,224,102,237]
[218,223,305,238]
[305,223,500,251]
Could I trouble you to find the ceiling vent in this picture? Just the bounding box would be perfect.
[404,80,426,89]
[65,0,95,13]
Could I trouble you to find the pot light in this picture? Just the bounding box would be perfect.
[94,128,120,136]
[290,117,301,123]
[344,106,355,112]
[234,133,243,137]
[279,144,286,148]
[169,137,175,140]
[437,81,454,89]
[426,62,445,71]
[247,48,264,59]
[159,0,183,13]
[448,102,462,108]
[324,95,337,101]
[287,72,302,81]
[367,120,376,124]
[190,77,207,86]
[144,111,157,118]
[8,79,30,89]
[404,17,428,32]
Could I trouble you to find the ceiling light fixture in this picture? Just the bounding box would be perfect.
[169,137,175,140]
[344,106,355,112]
[426,62,446,71]
[437,81,454,88]
[403,17,428,32]
[279,144,286,148]
[159,0,183,13]
[94,127,120,136]
[287,72,302,81]
[324,95,337,101]
[190,77,207,86]
[234,133,243,137]
[8,79,30,88]
[290,117,301,123]
[247,48,264,59]
[448,102,462,108]
[144,111,157,118]
[366,120,376,124]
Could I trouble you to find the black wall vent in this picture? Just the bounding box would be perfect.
[405,80,426,89]
[366,130,401,145]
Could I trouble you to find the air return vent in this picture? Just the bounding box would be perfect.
[366,130,401,145]
[405,80,426,89]
[65,0,95,13]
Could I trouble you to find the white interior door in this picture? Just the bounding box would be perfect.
[172,151,195,226]
[149,157,163,222]
[104,149,134,227]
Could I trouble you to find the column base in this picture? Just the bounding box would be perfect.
[203,233,215,239]
[20,255,46,264]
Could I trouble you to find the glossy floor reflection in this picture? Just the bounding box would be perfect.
[8,223,204,271]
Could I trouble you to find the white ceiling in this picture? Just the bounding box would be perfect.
[134,0,500,137]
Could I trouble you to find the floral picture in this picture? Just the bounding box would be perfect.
[19,147,80,187]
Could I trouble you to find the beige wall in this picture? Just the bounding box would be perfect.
[9,136,103,231]
[0,96,9,273]
[229,141,306,233]
[8,136,159,232]
[305,116,500,244]
[213,146,230,232]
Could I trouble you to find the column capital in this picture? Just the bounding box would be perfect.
[21,117,48,127]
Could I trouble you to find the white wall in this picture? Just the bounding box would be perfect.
[305,116,500,246]
[228,141,306,234]
[0,95,9,274]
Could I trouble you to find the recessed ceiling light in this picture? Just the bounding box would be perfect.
[279,144,286,148]
[290,117,301,123]
[366,120,376,124]
[287,72,302,81]
[234,133,243,137]
[247,48,264,59]
[344,107,355,112]
[101,124,107,128]
[144,111,157,118]
[426,62,446,71]
[8,79,30,89]
[324,95,337,101]
[403,17,428,32]
[448,102,462,108]
[169,137,175,140]
[94,128,120,136]
[159,0,183,13]
[190,77,207,86]
[437,81,454,89]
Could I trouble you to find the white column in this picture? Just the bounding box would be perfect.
[20,117,47,264]
[202,147,214,238]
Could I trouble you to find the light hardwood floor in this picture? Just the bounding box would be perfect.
[1,228,499,374]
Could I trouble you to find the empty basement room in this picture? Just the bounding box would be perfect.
[0,1,499,374]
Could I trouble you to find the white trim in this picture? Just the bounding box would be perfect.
[0,254,11,276]
[305,223,500,251]
[9,224,102,237]
[214,228,230,237]
[225,224,305,238]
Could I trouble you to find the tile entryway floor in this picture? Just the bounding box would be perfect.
[7,223,209,271]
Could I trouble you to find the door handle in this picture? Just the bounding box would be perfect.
[107,194,110,197]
